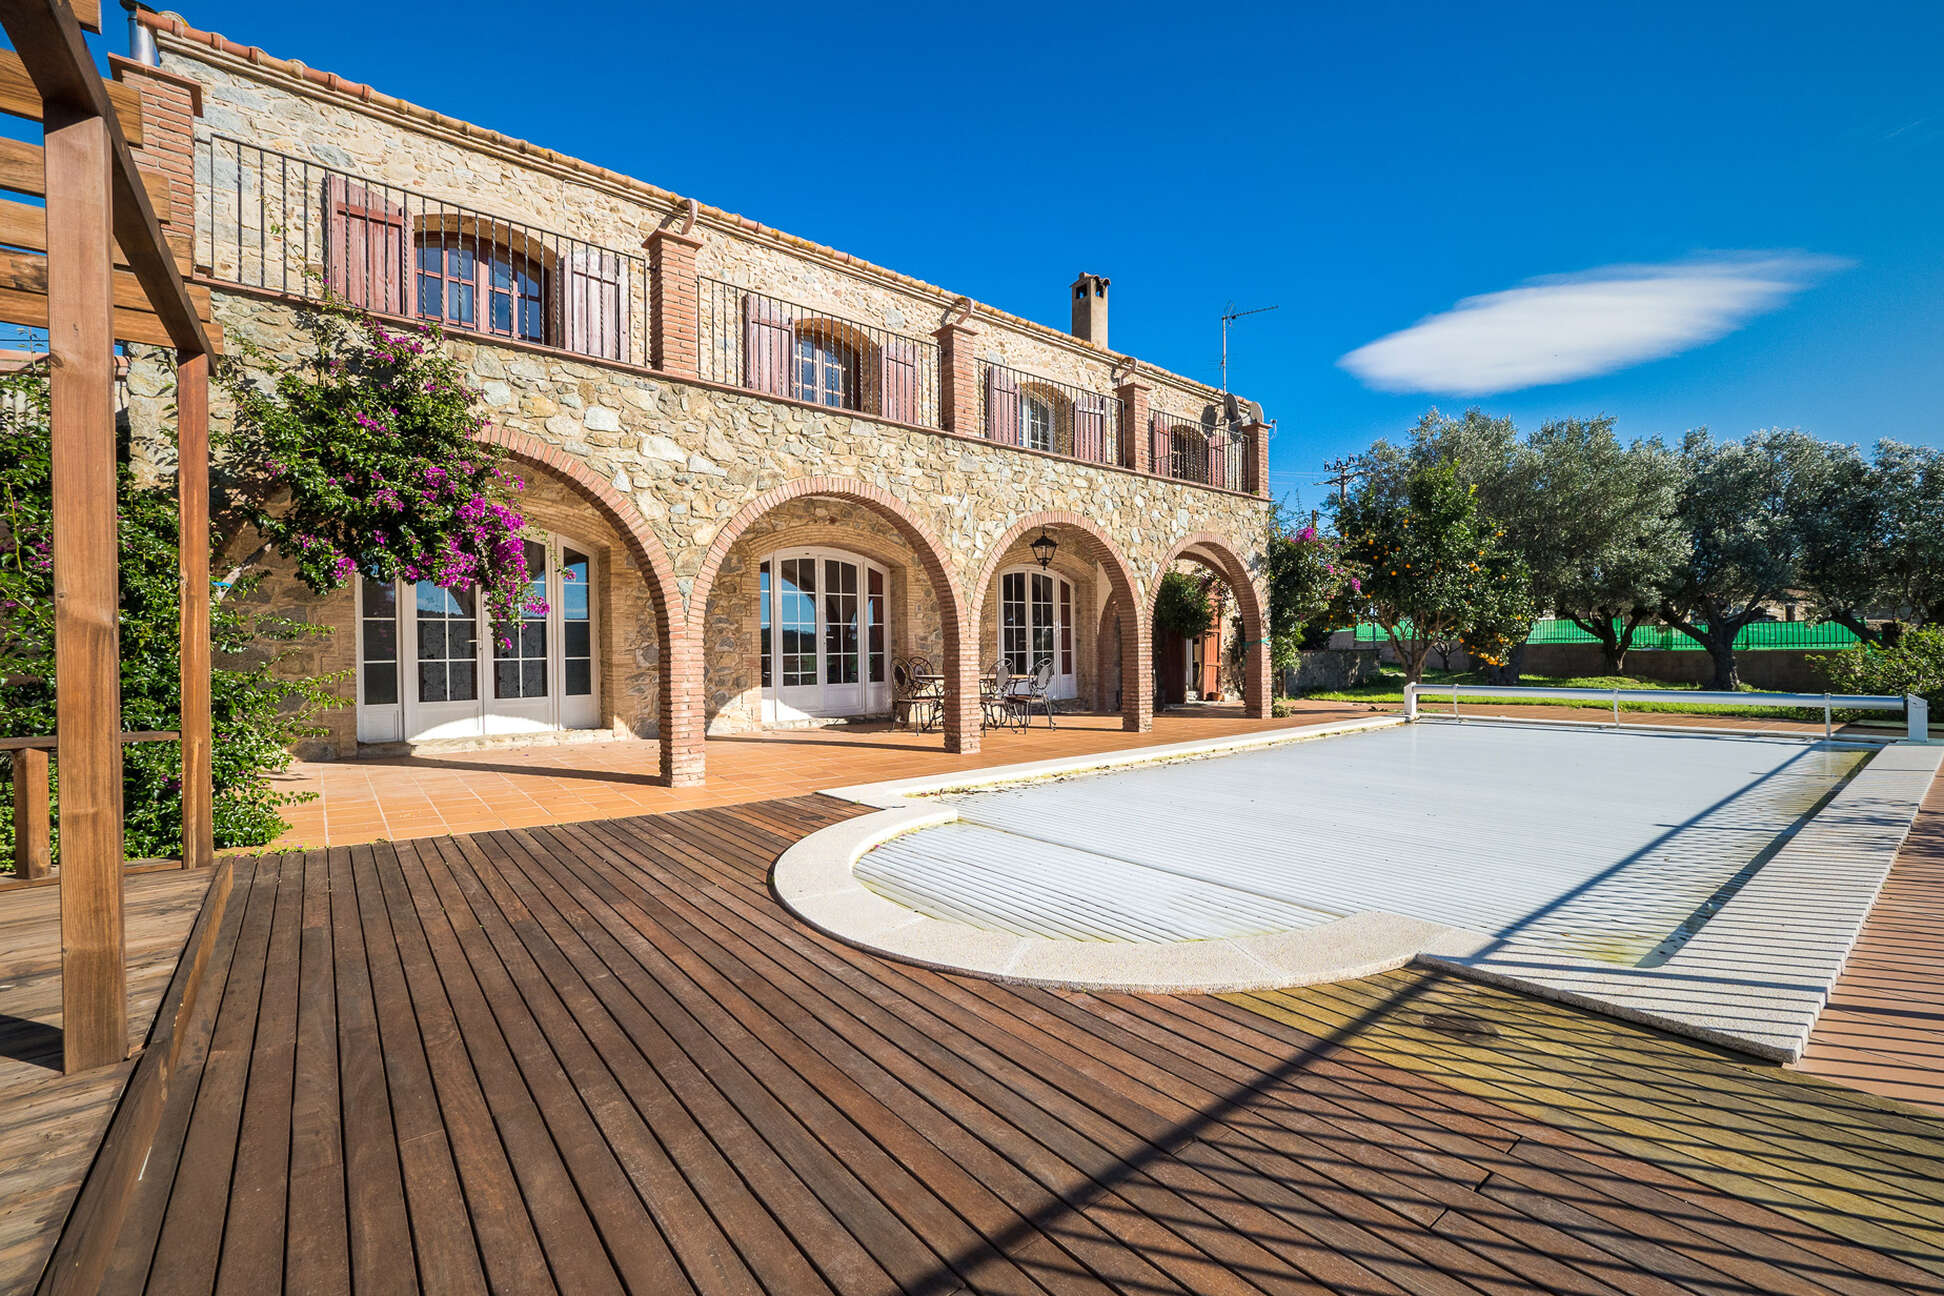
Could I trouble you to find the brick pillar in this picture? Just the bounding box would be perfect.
[1242,420,1271,496]
[1121,597,1153,733]
[933,320,979,435]
[646,228,704,378]
[939,630,982,755]
[109,55,199,236]
[1116,378,1151,474]
[1242,602,1270,718]
[661,622,705,786]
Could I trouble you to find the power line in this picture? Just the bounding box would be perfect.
[1322,456,1363,509]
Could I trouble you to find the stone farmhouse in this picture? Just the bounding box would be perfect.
[117,7,1276,787]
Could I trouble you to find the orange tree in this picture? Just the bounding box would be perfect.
[1335,460,1531,684]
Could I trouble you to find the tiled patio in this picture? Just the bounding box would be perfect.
[269,703,1381,849]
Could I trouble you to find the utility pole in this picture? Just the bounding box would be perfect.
[1220,302,1279,394]
[1323,456,1361,509]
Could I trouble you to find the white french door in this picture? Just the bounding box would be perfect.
[355,531,599,743]
[998,568,1077,700]
[760,548,890,723]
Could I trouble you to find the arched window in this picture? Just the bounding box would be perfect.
[415,233,546,343]
[1021,391,1054,452]
[794,324,858,409]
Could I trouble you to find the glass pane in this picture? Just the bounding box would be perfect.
[760,561,772,689]
[364,663,397,706]
[417,276,443,319]
[565,622,590,658]
[417,622,445,661]
[523,661,546,696]
[449,661,477,701]
[418,244,442,272]
[495,661,521,698]
[565,659,591,696]
[491,292,512,333]
[449,280,475,326]
[363,617,396,663]
[520,621,545,658]
[362,577,396,616]
[418,662,446,703]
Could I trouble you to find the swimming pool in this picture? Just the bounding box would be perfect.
[813,719,1940,1058]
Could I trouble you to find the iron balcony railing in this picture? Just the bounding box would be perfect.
[697,277,941,429]
[195,135,649,367]
[1148,407,1252,492]
[975,360,1123,468]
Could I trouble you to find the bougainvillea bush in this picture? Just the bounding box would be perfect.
[0,366,338,864]
[1260,509,1364,677]
[222,303,542,639]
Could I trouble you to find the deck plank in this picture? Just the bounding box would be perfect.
[41,795,1944,1294]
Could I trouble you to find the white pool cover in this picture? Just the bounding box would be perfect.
[862,722,1866,957]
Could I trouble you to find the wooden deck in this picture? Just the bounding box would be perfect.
[0,870,210,1295]
[1798,761,1944,1109]
[40,795,1944,1295]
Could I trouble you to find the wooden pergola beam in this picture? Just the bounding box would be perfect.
[6,2,210,357]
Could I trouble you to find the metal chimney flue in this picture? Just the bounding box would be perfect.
[1070,272,1108,348]
[124,1,160,66]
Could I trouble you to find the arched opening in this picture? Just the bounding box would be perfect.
[972,512,1149,734]
[682,478,976,780]
[481,429,686,780]
[1151,533,1269,718]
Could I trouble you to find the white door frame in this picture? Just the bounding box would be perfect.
[355,529,600,743]
[998,566,1078,700]
[761,546,891,723]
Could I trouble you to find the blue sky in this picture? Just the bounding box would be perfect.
[112,1,1942,509]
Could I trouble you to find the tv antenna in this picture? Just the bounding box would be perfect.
[1220,302,1279,393]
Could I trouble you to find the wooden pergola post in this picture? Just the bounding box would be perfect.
[176,350,211,870]
[45,98,126,1073]
[6,0,219,1074]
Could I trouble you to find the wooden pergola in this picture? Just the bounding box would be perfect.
[2,0,218,1074]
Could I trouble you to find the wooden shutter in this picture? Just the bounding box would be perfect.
[742,293,795,396]
[561,247,628,362]
[1150,412,1171,477]
[324,175,409,316]
[1073,394,1106,463]
[984,365,1020,444]
[878,335,919,423]
[1210,430,1228,489]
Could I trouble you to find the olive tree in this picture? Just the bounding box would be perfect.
[1516,418,1686,671]
[1661,429,1808,690]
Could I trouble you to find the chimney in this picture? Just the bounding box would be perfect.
[1070,272,1109,348]
[124,1,161,66]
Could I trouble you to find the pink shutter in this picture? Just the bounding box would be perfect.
[561,247,629,362]
[1073,394,1106,463]
[324,175,410,316]
[984,365,1020,444]
[742,293,795,396]
[878,335,919,423]
[1150,413,1171,477]
[1210,430,1228,489]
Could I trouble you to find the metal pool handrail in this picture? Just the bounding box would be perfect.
[1402,683,1930,743]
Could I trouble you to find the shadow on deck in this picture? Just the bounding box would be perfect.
[25,792,1944,1294]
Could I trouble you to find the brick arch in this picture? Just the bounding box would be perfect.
[973,511,1150,733]
[1153,530,1269,718]
[477,426,690,779]
[681,476,978,776]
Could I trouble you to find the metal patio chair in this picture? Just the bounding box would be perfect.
[1004,656,1058,729]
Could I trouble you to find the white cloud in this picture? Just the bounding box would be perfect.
[1338,253,1848,397]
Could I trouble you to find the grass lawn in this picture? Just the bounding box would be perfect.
[1303,667,1850,721]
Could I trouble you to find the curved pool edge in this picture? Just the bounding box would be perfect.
[773,714,1500,994]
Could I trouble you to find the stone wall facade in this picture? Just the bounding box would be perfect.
[133,13,1279,784]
